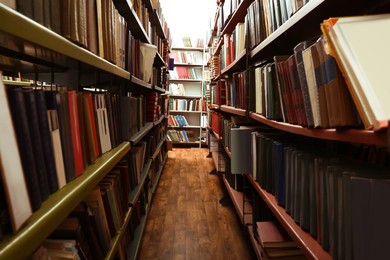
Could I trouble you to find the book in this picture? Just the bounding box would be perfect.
[321,14,390,130]
[34,89,59,194]
[0,78,32,232]
[68,90,84,177]
[7,86,42,211]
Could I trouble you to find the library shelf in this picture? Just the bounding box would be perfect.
[174,63,204,67]
[221,0,253,36]
[246,174,331,260]
[128,206,150,260]
[151,153,168,193]
[149,9,166,39]
[114,0,151,44]
[249,112,387,145]
[154,85,166,93]
[105,207,133,260]
[213,37,224,56]
[131,75,153,90]
[3,79,32,86]
[247,225,262,260]
[154,115,166,126]
[220,105,246,117]
[169,79,203,83]
[170,110,203,114]
[130,122,155,145]
[171,47,204,52]
[207,6,220,47]
[0,4,130,79]
[128,159,153,206]
[209,104,221,110]
[151,138,166,160]
[0,142,130,259]
[169,95,203,99]
[155,52,166,67]
[168,125,203,129]
[222,176,252,225]
[223,145,232,159]
[250,0,328,61]
[220,49,247,76]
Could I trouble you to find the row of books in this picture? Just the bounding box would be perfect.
[0,77,167,234]
[220,22,245,69]
[247,0,312,50]
[167,115,189,127]
[169,67,202,80]
[169,98,206,112]
[249,130,390,259]
[178,36,204,48]
[248,35,360,128]
[166,129,195,143]
[171,51,202,65]
[30,156,153,259]
[221,70,247,109]
[217,0,243,35]
[4,1,168,83]
[168,83,186,96]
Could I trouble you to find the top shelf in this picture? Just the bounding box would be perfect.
[218,105,387,146]
[0,4,130,79]
[221,0,254,36]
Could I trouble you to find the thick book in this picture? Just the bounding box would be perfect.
[46,90,76,182]
[81,93,98,164]
[0,80,32,232]
[34,89,59,193]
[68,90,85,178]
[23,88,51,201]
[7,86,43,211]
[321,14,390,130]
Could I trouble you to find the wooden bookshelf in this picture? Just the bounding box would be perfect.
[246,174,331,260]
[0,142,130,259]
[221,0,253,35]
[131,75,153,90]
[154,85,166,93]
[220,105,246,117]
[220,49,247,76]
[171,47,204,52]
[170,110,203,114]
[154,115,166,126]
[105,207,133,260]
[249,112,387,145]
[169,95,203,99]
[130,122,155,145]
[151,153,168,193]
[0,4,130,79]
[115,0,151,44]
[169,79,203,83]
[128,159,153,205]
[174,63,204,67]
[222,176,252,225]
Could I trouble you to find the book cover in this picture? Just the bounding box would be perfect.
[0,80,32,232]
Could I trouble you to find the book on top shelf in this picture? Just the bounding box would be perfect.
[321,13,390,130]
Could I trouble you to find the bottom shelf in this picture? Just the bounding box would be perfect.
[128,210,150,260]
[222,176,252,225]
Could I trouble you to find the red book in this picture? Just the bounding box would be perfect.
[68,90,84,177]
[85,92,101,158]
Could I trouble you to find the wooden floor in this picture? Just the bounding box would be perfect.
[138,148,256,260]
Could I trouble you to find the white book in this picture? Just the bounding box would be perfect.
[0,75,32,232]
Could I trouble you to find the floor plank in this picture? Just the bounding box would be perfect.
[137,148,256,260]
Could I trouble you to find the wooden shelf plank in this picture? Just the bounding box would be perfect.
[249,112,387,145]
[220,49,247,76]
[221,0,254,35]
[151,153,168,193]
[131,75,153,89]
[220,105,247,117]
[247,174,331,260]
[128,159,153,205]
[0,142,130,259]
[130,122,154,145]
[222,176,252,225]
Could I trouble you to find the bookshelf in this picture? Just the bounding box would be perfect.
[168,45,208,147]
[207,0,390,259]
[0,1,170,259]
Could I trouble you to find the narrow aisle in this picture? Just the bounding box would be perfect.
[138,148,256,260]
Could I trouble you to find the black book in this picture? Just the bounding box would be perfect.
[22,88,50,201]
[6,86,42,211]
[34,89,59,193]
[45,90,76,182]
[104,93,116,148]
